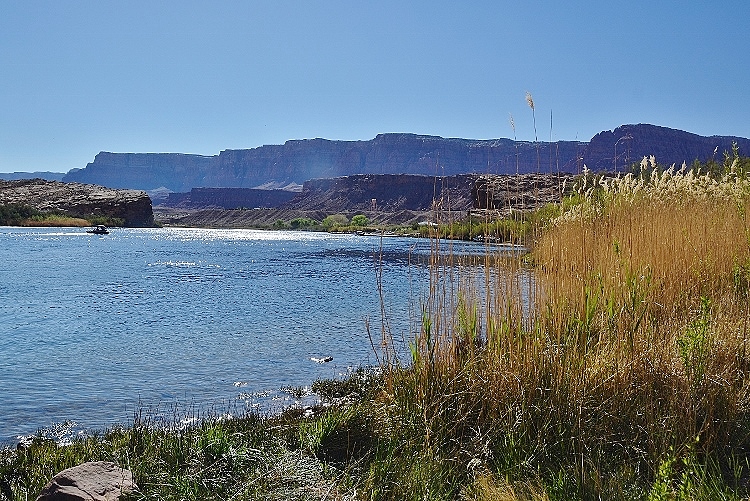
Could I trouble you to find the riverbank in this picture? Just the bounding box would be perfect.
[0,371,381,500]
[5,161,750,500]
[153,206,439,228]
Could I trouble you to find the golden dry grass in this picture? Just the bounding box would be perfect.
[20,215,90,227]
[379,160,750,498]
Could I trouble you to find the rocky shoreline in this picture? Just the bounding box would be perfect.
[0,179,154,227]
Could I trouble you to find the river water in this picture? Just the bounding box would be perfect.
[0,227,469,443]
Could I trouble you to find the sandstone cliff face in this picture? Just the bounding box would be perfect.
[0,179,154,227]
[583,124,750,172]
[60,125,750,194]
[63,134,584,192]
[159,173,573,215]
[64,152,214,192]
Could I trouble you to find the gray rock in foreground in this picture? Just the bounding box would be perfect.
[36,461,137,501]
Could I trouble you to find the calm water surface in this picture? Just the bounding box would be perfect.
[1,227,447,443]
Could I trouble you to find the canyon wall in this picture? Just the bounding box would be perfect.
[59,124,750,195]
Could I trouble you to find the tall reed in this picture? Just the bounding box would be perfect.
[376,159,750,499]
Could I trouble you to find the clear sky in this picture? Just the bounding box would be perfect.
[1,1,747,173]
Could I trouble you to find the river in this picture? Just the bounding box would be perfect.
[0,227,453,443]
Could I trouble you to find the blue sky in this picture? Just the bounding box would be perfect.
[1,1,748,173]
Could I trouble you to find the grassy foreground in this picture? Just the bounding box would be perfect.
[4,159,750,499]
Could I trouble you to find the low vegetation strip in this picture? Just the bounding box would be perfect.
[4,155,750,500]
[0,204,124,227]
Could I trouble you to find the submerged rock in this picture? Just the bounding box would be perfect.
[35,461,137,501]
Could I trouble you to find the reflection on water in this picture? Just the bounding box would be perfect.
[0,226,527,444]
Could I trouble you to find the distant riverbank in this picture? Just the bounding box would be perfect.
[152,206,437,229]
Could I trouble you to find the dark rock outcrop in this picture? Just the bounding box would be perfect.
[36,461,137,501]
[163,187,298,209]
[282,174,477,212]
[0,179,154,227]
[158,173,571,229]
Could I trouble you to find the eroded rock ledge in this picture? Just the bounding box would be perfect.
[156,174,574,228]
[0,179,154,227]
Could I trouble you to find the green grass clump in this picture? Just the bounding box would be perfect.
[0,406,356,500]
[23,214,91,227]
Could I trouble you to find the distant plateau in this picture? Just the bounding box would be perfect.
[1,124,748,227]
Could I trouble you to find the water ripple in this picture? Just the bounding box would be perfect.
[0,227,421,443]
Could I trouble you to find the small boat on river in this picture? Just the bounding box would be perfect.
[86,225,109,235]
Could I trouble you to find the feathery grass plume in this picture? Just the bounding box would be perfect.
[525,91,538,143]
[525,91,535,112]
[526,91,542,239]
[525,92,541,243]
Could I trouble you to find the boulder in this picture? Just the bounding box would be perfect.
[36,461,137,501]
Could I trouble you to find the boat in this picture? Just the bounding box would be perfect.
[86,225,109,235]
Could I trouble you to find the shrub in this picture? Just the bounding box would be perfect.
[350,214,369,227]
[322,214,349,229]
[87,216,125,227]
[289,217,318,229]
[0,203,40,225]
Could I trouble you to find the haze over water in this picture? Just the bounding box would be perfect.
[0,227,440,443]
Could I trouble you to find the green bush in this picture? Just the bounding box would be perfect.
[289,217,318,229]
[351,214,369,227]
[0,204,40,225]
[322,214,349,229]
